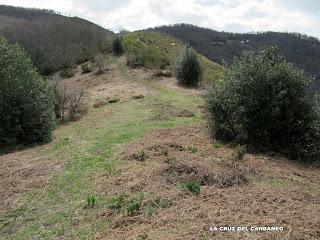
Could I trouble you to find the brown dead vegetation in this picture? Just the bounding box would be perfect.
[1,58,319,239]
[94,126,320,240]
[149,102,195,121]
[0,147,63,210]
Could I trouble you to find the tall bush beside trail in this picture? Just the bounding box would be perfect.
[112,35,124,55]
[0,37,55,149]
[206,47,320,161]
[174,46,201,86]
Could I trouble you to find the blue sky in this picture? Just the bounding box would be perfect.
[1,0,319,38]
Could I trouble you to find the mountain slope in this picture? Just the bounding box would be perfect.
[0,56,319,239]
[0,5,113,74]
[148,24,320,91]
[123,31,224,85]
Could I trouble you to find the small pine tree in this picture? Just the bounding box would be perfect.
[0,37,55,149]
[174,46,201,86]
[112,36,124,55]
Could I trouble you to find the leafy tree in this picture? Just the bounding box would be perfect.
[112,35,124,55]
[0,37,55,149]
[174,46,201,86]
[206,47,320,161]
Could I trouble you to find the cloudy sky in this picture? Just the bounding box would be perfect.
[1,0,319,38]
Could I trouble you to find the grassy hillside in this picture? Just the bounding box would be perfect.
[0,5,113,74]
[0,56,203,239]
[0,56,319,239]
[123,31,224,86]
[149,24,320,91]
[0,11,319,239]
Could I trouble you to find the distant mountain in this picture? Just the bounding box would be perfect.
[0,5,113,74]
[148,24,320,91]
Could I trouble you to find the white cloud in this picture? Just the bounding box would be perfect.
[0,0,319,38]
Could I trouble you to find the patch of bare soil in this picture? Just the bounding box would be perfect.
[94,126,320,240]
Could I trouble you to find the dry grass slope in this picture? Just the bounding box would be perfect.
[123,31,225,86]
[0,56,319,240]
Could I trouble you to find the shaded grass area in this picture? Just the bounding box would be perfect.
[0,58,203,239]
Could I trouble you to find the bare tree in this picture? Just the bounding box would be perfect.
[69,89,85,121]
[51,77,86,121]
[52,79,69,121]
[94,54,111,75]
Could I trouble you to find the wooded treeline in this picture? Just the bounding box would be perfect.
[0,5,112,75]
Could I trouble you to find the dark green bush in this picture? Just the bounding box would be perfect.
[174,46,201,86]
[0,37,55,149]
[206,47,320,161]
[112,35,124,55]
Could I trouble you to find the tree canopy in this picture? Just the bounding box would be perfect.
[0,37,55,150]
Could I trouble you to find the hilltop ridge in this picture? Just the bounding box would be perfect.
[148,23,320,90]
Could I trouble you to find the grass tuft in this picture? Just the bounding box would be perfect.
[127,192,144,215]
[181,181,201,195]
[187,145,198,153]
[234,144,246,161]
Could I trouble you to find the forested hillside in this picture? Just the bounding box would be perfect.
[149,24,320,90]
[0,5,112,74]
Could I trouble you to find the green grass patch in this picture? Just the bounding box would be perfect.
[213,142,223,149]
[107,193,127,211]
[181,181,201,195]
[127,192,144,215]
[52,137,70,151]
